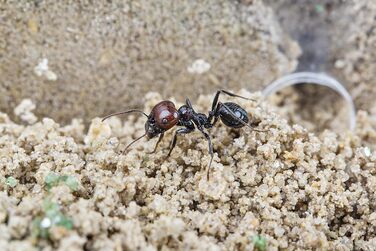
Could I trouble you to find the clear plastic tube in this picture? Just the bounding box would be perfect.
[262,72,356,131]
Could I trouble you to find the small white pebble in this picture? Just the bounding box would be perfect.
[275,227,285,237]
[14,99,38,124]
[34,58,49,75]
[14,99,35,115]
[272,161,281,169]
[363,147,371,157]
[187,59,211,74]
[108,137,119,147]
[334,59,345,69]
[40,217,51,228]
[233,136,245,148]
[44,70,58,81]
[34,58,58,81]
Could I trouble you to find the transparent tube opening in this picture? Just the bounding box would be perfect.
[262,72,356,131]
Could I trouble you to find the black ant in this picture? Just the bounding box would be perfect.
[102,90,261,179]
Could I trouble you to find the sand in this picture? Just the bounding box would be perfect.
[1,1,376,250]
[0,0,300,124]
[1,90,375,250]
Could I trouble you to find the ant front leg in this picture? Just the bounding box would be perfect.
[197,129,214,180]
[166,127,194,158]
[148,133,164,154]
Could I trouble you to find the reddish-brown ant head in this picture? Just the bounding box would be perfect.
[145,101,179,138]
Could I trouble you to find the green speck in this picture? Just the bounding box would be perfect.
[32,217,50,239]
[44,172,60,189]
[253,235,267,251]
[6,177,18,187]
[64,176,79,191]
[44,172,79,191]
[57,215,73,229]
[32,199,74,239]
[42,199,60,220]
[33,173,77,240]
[315,4,325,13]
[142,155,150,162]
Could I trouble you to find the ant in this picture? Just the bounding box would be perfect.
[102,90,261,179]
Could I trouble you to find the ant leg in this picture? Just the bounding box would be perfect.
[186,98,195,110]
[210,101,222,126]
[121,133,147,153]
[211,115,220,127]
[197,129,214,180]
[147,133,164,154]
[166,127,194,158]
[211,89,255,112]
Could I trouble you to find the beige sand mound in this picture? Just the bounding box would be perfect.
[0,91,375,250]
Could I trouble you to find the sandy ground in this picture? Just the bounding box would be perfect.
[0,91,375,250]
[1,1,376,250]
[266,85,350,135]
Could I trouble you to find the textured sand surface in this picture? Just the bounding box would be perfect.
[266,85,350,134]
[1,91,375,250]
[0,0,299,124]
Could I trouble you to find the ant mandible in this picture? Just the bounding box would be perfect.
[102,90,259,180]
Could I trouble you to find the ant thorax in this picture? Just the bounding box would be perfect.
[178,105,193,121]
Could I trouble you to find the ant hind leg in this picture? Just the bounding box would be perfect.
[211,90,255,112]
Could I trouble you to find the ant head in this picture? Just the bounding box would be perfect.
[145,118,159,139]
[146,101,179,138]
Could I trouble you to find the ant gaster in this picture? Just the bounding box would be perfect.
[102,90,259,179]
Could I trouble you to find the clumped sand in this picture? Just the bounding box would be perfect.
[266,85,351,135]
[0,90,375,250]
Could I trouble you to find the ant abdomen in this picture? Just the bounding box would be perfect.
[219,102,249,128]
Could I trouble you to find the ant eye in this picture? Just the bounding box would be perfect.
[162,118,168,124]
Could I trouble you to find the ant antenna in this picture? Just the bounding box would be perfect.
[122,133,147,153]
[102,109,148,122]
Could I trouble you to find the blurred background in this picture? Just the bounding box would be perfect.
[1,0,375,131]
